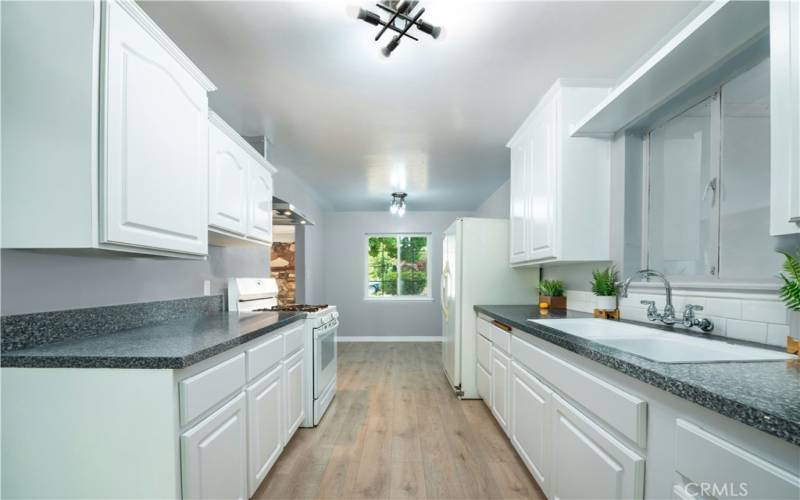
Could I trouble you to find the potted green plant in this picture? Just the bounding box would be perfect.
[538,279,566,309]
[778,249,800,340]
[591,266,619,311]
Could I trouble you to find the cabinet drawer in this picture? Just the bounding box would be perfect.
[478,317,511,353]
[675,419,800,500]
[512,335,647,447]
[247,333,283,381]
[180,353,246,425]
[477,361,491,405]
[283,324,304,356]
[477,332,492,371]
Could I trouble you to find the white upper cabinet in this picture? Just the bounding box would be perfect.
[248,161,274,244]
[510,145,529,263]
[209,119,249,236]
[207,111,276,247]
[102,0,209,255]
[507,81,611,266]
[770,0,800,235]
[1,0,216,257]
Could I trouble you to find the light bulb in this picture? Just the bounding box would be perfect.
[390,202,399,214]
[397,203,406,217]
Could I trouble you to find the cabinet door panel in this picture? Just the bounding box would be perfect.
[247,366,283,496]
[181,393,247,500]
[248,162,273,243]
[209,123,248,235]
[528,100,557,261]
[491,346,510,433]
[284,349,305,442]
[103,1,208,255]
[477,361,491,406]
[511,362,552,492]
[510,144,528,263]
[550,394,644,500]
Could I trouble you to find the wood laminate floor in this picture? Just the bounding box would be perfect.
[254,342,545,500]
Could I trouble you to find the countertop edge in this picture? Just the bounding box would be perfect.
[0,313,306,370]
[474,305,800,447]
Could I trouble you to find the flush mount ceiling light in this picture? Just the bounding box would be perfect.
[389,192,407,216]
[348,1,443,58]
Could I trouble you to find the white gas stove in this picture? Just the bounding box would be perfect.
[228,278,338,427]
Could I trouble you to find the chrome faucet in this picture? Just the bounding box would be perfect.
[620,269,676,323]
[620,269,713,332]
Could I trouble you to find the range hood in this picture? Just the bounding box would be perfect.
[273,197,314,226]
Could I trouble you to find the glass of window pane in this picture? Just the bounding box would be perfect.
[399,236,428,296]
[718,58,783,280]
[367,236,398,296]
[647,96,715,277]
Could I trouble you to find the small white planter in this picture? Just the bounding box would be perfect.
[595,295,617,311]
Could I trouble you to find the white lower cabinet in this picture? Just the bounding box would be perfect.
[674,419,800,500]
[284,348,305,443]
[476,362,491,405]
[511,361,553,494]
[181,393,248,500]
[491,346,511,434]
[550,393,645,500]
[246,365,284,497]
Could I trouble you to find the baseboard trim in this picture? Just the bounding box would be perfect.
[337,336,442,342]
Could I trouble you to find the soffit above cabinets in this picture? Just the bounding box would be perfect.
[571,0,769,138]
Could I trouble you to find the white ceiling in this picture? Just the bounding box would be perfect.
[140,1,702,211]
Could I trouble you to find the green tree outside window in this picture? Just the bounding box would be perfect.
[367,235,429,298]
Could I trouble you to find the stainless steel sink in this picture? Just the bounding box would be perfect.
[529,318,793,363]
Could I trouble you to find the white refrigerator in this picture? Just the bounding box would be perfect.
[441,218,539,399]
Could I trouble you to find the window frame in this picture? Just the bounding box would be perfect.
[363,233,433,302]
[640,55,777,287]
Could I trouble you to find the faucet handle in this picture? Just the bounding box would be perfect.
[640,300,655,306]
[684,304,704,312]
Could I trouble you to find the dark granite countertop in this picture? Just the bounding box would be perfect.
[475,305,800,446]
[1,311,305,369]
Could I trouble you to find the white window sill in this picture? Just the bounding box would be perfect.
[627,280,781,296]
[363,296,434,302]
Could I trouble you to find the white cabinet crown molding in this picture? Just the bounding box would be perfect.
[112,0,216,92]
[209,110,277,174]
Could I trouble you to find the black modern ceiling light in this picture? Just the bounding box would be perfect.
[348,1,443,58]
[389,192,407,216]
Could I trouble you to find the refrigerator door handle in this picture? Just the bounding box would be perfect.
[440,263,449,320]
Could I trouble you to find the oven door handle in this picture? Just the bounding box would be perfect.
[314,326,336,341]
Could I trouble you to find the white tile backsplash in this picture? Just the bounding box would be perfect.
[726,319,768,344]
[741,300,787,324]
[705,298,742,319]
[566,287,789,347]
[766,323,790,347]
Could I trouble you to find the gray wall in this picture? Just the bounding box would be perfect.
[272,166,329,305]
[321,211,470,338]
[475,180,510,219]
[1,165,325,315]
[0,246,269,315]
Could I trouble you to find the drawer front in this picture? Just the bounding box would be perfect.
[477,361,491,405]
[247,333,284,381]
[675,419,800,500]
[477,332,492,372]
[180,353,246,425]
[512,335,647,447]
[283,324,304,356]
[478,317,511,353]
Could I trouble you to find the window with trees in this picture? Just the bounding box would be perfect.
[366,234,430,299]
